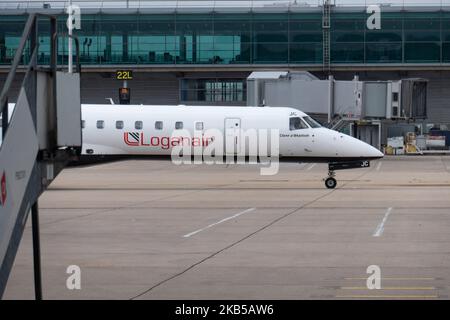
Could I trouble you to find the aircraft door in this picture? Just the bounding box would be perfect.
[225,118,241,155]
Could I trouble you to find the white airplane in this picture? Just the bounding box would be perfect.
[2,103,382,188]
[79,104,383,189]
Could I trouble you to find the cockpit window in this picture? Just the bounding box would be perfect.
[289,117,308,130]
[302,116,321,128]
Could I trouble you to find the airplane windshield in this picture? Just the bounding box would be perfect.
[302,116,321,128]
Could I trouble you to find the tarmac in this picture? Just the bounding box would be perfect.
[4,155,450,299]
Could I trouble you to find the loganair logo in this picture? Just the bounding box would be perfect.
[124,132,140,146]
[1,171,6,206]
[124,132,213,150]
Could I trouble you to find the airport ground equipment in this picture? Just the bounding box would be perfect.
[0,14,82,299]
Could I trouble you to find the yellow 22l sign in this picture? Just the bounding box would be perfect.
[116,70,133,80]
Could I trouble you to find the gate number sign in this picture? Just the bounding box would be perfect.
[116,70,133,80]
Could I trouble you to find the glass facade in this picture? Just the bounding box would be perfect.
[180,79,246,102]
[2,10,450,65]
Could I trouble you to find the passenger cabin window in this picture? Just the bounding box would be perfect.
[96,120,105,129]
[175,121,183,130]
[155,121,163,130]
[302,116,321,128]
[116,121,124,129]
[196,122,204,130]
[81,120,85,129]
[289,117,308,130]
[135,121,143,130]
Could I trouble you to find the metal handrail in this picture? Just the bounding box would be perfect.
[52,33,82,74]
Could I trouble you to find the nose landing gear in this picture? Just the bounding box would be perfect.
[324,170,337,189]
[324,160,372,189]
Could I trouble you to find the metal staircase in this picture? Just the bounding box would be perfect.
[322,0,332,73]
[0,14,82,299]
[327,114,353,133]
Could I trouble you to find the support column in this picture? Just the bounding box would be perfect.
[0,34,5,63]
[180,36,186,62]
[192,32,197,63]
[122,33,128,62]
[105,33,112,63]
[31,202,42,300]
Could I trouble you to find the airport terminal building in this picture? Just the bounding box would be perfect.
[1,0,450,128]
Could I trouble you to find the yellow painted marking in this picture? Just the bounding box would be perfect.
[341,287,436,290]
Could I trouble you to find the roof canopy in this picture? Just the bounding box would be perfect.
[2,0,450,15]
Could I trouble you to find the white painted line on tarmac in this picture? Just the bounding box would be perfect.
[341,286,436,290]
[376,161,383,171]
[183,208,256,238]
[336,295,438,299]
[373,207,393,237]
[344,277,435,281]
[306,164,317,171]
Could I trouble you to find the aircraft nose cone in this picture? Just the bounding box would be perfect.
[369,145,384,159]
[360,140,384,159]
[326,128,384,159]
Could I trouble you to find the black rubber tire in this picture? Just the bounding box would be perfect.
[325,177,337,189]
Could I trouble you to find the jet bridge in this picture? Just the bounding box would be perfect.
[247,71,428,149]
[0,14,82,299]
